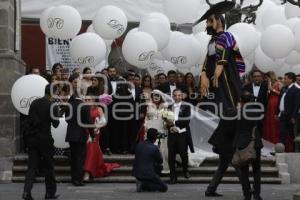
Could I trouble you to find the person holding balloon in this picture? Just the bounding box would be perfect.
[22,84,60,200]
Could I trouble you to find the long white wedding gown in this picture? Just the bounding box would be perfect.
[144,103,170,173]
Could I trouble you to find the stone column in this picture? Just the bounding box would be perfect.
[0,0,26,181]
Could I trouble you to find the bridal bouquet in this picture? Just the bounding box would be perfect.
[161,110,175,129]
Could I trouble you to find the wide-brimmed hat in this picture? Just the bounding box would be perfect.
[192,1,235,26]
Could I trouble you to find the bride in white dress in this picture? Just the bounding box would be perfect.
[144,90,170,174]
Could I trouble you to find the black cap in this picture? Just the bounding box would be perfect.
[192,1,235,26]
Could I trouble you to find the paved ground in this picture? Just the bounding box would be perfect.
[0,183,298,200]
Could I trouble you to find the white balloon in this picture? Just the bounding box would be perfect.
[147,59,176,77]
[70,33,107,68]
[40,6,56,36]
[164,0,201,24]
[228,23,260,57]
[262,5,286,28]
[87,24,113,49]
[255,0,276,30]
[93,60,107,73]
[139,18,171,50]
[275,64,291,76]
[244,52,255,73]
[285,50,300,65]
[167,34,202,68]
[141,12,170,29]
[260,25,295,59]
[51,117,69,148]
[122,31,158,68]
[93,5,128,40]
[176,67,190,74]
[152,52,165,60]
[11,75,48,115]
[48,5,82,40]
[193,32,211,65]
[254,46,278,72]
[284,18,300,32]
[161,31,184,61]
[192,20,206,34]
[290,64,300,74]
[294,22,300,52]
[285,2,300,19]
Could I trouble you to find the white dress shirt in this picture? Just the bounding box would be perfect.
[130,87,136,101]
[111,81,117,94]
[173,102,182,122]
[170,84,176,95]
[173,102,186,133]
[252,83,261,98]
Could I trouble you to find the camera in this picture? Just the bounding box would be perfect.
[157,132,168,139]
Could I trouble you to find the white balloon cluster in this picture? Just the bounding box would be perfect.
[242,0,300,75]
[122,13,171,68]
[40,5,128,68]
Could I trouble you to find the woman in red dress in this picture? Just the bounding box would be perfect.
[263,71,282,144]
[83,95,119,181]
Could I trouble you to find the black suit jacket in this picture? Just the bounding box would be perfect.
[27,96,59,139]
[132,140,163,179]
[107,76,125,95]
[65,97,92,143]
[277,84,300,120]
[156,82,187,95]
[168,102,194,153]
[243,81,269,107]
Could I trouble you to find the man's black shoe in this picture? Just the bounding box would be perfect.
[136,180,142,192]
[205,191,223,197]
[105,149,112,155]
[184,171,191,179]
[253,196,263,200]
[45,193,60,199]
[22,192,34,200]
[169,177,177,184]
[72,181,85,187]
[243,195,251,200]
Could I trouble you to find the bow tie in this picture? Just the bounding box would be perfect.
[254,83,260,87]
[170,83,176,86]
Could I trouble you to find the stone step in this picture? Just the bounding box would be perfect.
[12,166,279,177]
[13,154,277,167]
[11,176,282,184]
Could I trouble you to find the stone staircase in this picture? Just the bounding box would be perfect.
[12,154,282,184]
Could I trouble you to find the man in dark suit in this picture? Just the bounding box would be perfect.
[233,91,264,200]
[65,81,93,186]
[167,89,194,184]
[23,84,59,200]
[132,128,168,192]
[243,69,269,135]
[243,70,268,107]
[156,70,187,96]
[277,72,300,151]
[127,72,143,152]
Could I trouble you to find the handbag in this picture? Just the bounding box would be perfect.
[232,126,257,167]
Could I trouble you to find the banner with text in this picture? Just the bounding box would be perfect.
[46,37,78,72]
